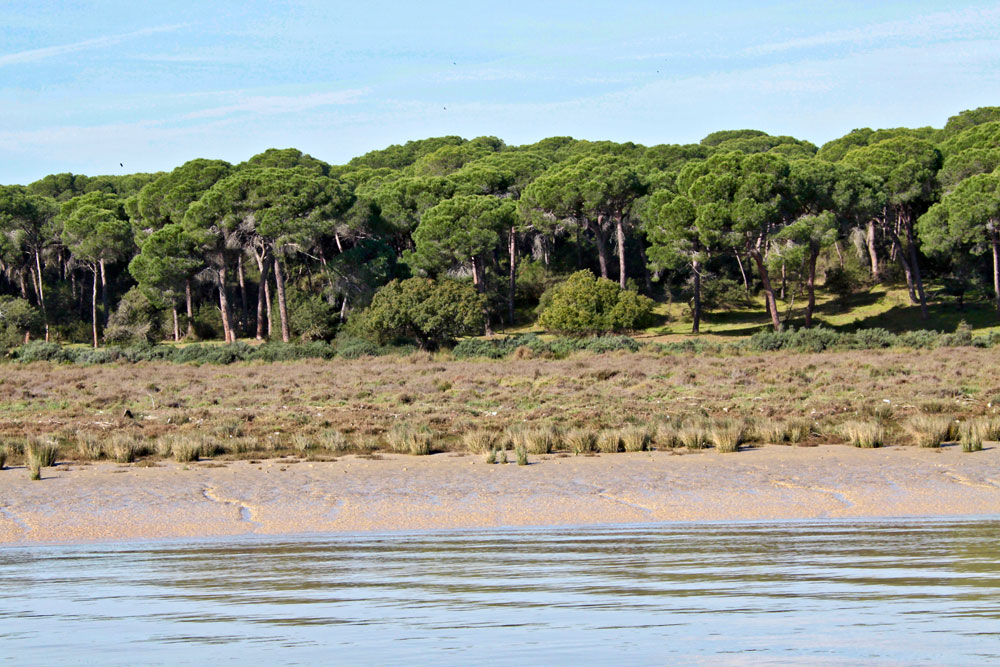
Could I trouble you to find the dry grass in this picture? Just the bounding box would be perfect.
[709,419,745,453]
[385,424,433,455]
[621,425,651,452]
[462,429,498,454]
[960,417,1000,452]
[597,429,622,454]
[3,346,1000,461]
[107,432,144,463]
[839,420,885,448]
[565,428,597,454]
[26,437,58,467]
[905,414,955,448]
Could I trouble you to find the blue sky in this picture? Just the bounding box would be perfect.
[2,1,1000,184]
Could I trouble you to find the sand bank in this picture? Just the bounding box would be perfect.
[1,444,999,545]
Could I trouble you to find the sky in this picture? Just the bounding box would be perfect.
[2,0,1000,184]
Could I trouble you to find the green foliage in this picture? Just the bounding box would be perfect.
[287,288,338,341]
[537,271,654,335]
[0,296,42,348]
[104,286,163,345]
[361,277,485,349]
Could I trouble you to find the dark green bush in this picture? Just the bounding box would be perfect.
[537,271,655,335]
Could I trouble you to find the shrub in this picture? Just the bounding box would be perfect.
[537,271,655,335]
[104,287,160,345]
[13,341,70,363]
[361,277,486,350]
[288,288,339,341]
[678,421,708,449]
[0,296,42,349]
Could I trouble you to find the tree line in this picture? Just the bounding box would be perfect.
[2,106,1000,349]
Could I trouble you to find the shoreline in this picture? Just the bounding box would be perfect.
[2,444,999,546]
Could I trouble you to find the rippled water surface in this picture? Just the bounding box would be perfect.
[3,519,1000,665]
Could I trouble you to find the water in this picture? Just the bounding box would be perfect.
[2,518,999,665]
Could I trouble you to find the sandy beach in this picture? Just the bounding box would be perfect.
[1,443,999,545]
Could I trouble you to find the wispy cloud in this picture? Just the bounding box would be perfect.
[746,6,1000,55]
[181,89,368,120]
[0,24,188,67]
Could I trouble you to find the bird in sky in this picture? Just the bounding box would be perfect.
[119,163,123,167]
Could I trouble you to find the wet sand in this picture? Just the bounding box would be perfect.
[1,444,999,545]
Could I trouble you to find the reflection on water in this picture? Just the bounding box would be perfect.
[2,519,999,664]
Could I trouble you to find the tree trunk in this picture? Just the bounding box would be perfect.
[589,218,610,279]
[886,227,917,304]
[903,214,928,320]
[750,249,782,331]
[237,252,248,335]
[265,277,274,339]
[339,295,348,322]
[866,220,879,280]
[615,215,627,289]
[691,258,702,334]
[575,228,583,269]
[991,230,1000,316]
[91,267,99,348]
[34,251,48,341]
[255,252,272,340]
[185,279,195,339]
[272,252,291,343]
[218,264,234,343]
[636,240,653,295]
[804,247,819,328]
[470,255,493,336]
[834,241,845,268]
[508,227,516,324]
[735,252,751,303]
[780,262,786,301]
[99,258,109,326]
[172,306,180,342]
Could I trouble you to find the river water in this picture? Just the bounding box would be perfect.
[2,518,999,665]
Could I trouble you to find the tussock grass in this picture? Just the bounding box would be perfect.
[959,417,999,452]
[709,419,744,453]
[385,424,433,455]
[462,429,497,454]
[750,418,787,445]
[905,414,954,448]
[0,446,6,470]
[677,422,708,450]
[786,419,813,443]
[839,420,885,448]
[292,433,318,452]
[654,420,678,449]
[621,425,651,452]
[515,444,529,465]
[26,437,59,467]
[170,435,203,462]
[107,433,142,463]
[27,456,41,480]
[76,434,104,459]
[485,448,497,464]
[525,426,560,454]
[597,429,622,453]
[565,428,597,454]
[496,448,508,464]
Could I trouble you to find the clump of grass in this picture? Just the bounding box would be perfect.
[750,417,787,445]
[654,420,678,449]
[215,419,244,439]
[292,433,318,452]
[107,433,142,463]
[525,426,560,454]
[621,425,651,452]
[515,444,528,465]
[171,435,202,462]
[317,429,350,453]
[385,424,433,455]
[76,433,104,459]
[960,420,984,453]
[496,448,508,464]
[27,455,41,480]
[462,429,497,455]
[0,446,6,470]
[677,422,708,450]
[863,403,895,424]
[565,428,597,454]
[709,419,744,453]
[485,447,497,464]
[839,420,885,448]
[155,437,174,458]
[905,414,954,448]
[786,418,813,443]
[597,429,622,453]
[26,437,58,467]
